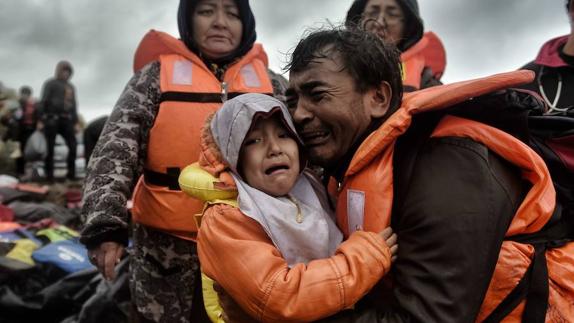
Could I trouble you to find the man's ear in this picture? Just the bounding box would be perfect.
[365,81,392,118]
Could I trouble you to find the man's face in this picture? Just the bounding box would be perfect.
[286,54,376,168]
[361,0,405,47]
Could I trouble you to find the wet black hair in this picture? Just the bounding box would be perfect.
[286,27,403,114]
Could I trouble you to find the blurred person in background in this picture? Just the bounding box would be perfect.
[38,60,79,182]
[15,86,39,177]
[518,0,574,115]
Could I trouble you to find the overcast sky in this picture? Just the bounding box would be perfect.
[0,0,570,123]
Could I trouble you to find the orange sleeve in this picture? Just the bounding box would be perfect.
[197,204,391,322]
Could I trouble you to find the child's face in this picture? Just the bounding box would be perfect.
[239,115,300,197]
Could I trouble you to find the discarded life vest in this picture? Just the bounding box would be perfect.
[32,238,92,273]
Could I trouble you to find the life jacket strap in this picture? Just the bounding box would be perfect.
[143,168,181,191]
[159,91,273,104]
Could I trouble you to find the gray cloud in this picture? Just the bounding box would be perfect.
[0,0,570,122]
[420,0,569,80]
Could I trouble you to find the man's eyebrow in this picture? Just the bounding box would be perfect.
[286,80,328,97]
[300,81,327,93]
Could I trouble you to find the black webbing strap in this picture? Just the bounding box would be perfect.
[159,91,274,104]
[483,243,549,323]
[483,200,573,322]
[523,243,549,323]
[143,168,181,191]
[483,255,534,323]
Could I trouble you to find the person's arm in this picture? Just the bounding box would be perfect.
[198,203,393,323]
[70,84,79,125]
[80,61,161,266]
[37,80,52,122]
[322,137,524,322]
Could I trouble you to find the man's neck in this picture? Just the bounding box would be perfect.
[328,119,385,183]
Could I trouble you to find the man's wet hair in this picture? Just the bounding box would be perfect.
[286,26,403,114]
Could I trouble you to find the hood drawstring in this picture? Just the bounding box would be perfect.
[538,66,567,114]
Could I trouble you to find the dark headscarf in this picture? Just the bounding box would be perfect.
[177,0,257,65]
[345,0,423,52]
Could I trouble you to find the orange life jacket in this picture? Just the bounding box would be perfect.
[401,31,446,91]
[335,70,574,321]
[130,30,274,240]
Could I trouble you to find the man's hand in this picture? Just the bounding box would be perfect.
[88,241,124,281]
[213,282,254,323]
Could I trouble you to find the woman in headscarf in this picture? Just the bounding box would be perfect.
[79,1,287,322]
[346,0,446,91]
